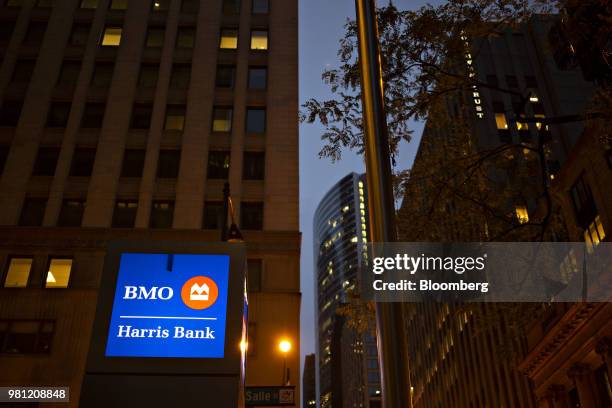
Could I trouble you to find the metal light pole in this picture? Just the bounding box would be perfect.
[354,0,412,407]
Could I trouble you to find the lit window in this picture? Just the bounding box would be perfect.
[515,206,529,224]
[45,259,72,288]
[219,29,238,49]
[495,113,508,130]
[585,215,606,253]
[534,114,547,130]
[101,27,122,46]
[212,107,232,132]
[164,105,185,131]
[80,0,98,8]
[250,30,268,50]
[3,258,32,287]
[516,118,528,131]
[109,0,127,9]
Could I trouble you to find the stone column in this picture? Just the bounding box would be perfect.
[568,363,600,408]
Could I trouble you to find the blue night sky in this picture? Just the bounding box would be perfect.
[298,0,440,372]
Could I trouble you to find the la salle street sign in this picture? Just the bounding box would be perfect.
[245,387,295,406]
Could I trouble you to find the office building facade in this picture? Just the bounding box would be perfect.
[0,0,300,404]
[398,16,602,408]
[313,172,380,408]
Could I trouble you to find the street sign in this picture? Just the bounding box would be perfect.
[105,253,230,358]
[245,386,295,406]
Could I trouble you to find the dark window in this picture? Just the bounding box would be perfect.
[146,27,165,48]
[57,199,85,227]
[498,129,512,144]
[252,0,268,14]
[216,65,235,88]
[485,74,498,88]
[23,22,47,46]
[81,103,105,128]
[131,104,152,129]
[112,200,138,228]
[69,148,96,177]
[164,105,185,131]
[202,201,224,229]
[80,0,98,8]
[0,101,23,126]
[248,67,267,89]
[170,63,191,89]
[19,198,47,226]
[150,201,174,228]
[12,60,36,84]
[35,0,53,8]
[47,102,71,127]
[241,202,263,230]
[524,75,538,88]
[181,0,198,13]
[570,174,597,228]
[138,63,159,88]
[57,61,81,85]
[109,0,127,9]
[207,151,230,179]
[246,108,266,133]
[505,75,519,89]
[120,149,145,177]
[0,145,9,174]
[247,259,262,292]
[606,148,612,170]
[176,27,195,48]
[151,0,170,11]
[157,150,181,178]
[222,0,240,14]
[0,320,54,355]
[91,62,114,87]
[32,147,60,176]
[243,152,265,180]
[0,21,15,44]
[69,23,89,47]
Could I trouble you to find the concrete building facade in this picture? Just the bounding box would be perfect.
[313,173,380,408]
[0,0,300,404]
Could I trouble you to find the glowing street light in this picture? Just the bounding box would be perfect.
[278,339,292,385]
[278,340,291,354]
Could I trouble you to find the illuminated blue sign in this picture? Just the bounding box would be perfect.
[105,253,230,358]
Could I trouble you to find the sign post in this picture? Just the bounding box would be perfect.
[80,241,247,408]
[354,0,413,407]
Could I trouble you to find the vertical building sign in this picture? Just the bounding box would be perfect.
[461,33,484,119]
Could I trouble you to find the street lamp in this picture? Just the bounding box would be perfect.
[278,339,291,385]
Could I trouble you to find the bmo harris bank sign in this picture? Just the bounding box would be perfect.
[105,253,230,359]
